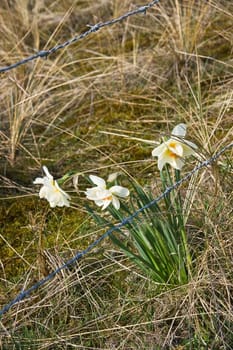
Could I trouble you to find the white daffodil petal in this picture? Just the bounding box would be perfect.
[85,188,102,200]
[85,188,98,199]
[171,123,186,137]
[112,196,120,210]
[49,201,57,208]
[47,192,59,204]
[44,186,69,207]
[54,181,71,199]
[110,185,129,198]
[59,196,70,207]
[166,156,181,169]
[94,199,104,207]
[33,177,45,185]
[175,143,184,156]
[157,155,168,171]
[89,175,106,188]
[158,152,182,170]
[86,188,110,202]
[39,186,48,199]
[98,189,113,200]
[152,143,166,157]
[166,140,183,157]
[47,191,70,208]
[42,166,53,179]
[101,199,112,210]
[173,157,185,170]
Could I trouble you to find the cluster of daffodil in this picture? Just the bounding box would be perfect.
[33,123,198,285]
[34,123,197,209]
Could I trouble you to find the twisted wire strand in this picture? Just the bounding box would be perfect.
[0,143,232,317]
[0,0,160,73]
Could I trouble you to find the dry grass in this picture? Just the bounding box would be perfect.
[0,0,232,349]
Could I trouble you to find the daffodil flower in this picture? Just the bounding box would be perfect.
[33,166,71,208]
[152,123,198,170]
[85,175,129,210]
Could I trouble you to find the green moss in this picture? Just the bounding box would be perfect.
[0,197,92,281]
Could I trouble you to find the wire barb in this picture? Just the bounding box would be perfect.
[0,0,160,73]
[38,50,50,59]
[0,143,232,317]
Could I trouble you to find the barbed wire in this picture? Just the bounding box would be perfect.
[0,0,160,73]
[0,142,232,317]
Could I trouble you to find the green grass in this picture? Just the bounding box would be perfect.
[0,0,232,348]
